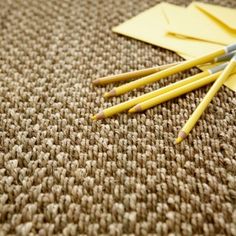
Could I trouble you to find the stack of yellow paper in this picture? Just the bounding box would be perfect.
[112,2,236,91]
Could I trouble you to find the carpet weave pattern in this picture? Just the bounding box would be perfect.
[0,0,236,235]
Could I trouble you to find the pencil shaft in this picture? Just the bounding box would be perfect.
[133,72,222,112]
[109,43,236,96]
[181,56,236,137]
[95,62,178,85]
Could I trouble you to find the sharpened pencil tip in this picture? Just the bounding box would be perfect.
[175,131,187,144]
[103,92,109,98]
[128,108,136,113]
[92,79,100,85]
[103,89,116,98]
[92,112,105,120]
[175,137,183,144]
[129,105,142,113]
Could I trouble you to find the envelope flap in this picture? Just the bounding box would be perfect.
[194,2,236,31]
[163,2,236,45]
[113,3,222,57]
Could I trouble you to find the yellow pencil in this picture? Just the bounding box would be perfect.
[92,63,227,120]
[104,43,236,97]
[128,71,222,113]
[92,62,179,85]
[176,55,236,144]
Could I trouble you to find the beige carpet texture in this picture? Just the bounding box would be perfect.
[0,0,236,235]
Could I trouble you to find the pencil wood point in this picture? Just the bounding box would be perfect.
[103,92,109,98]
[175,131,187,144]
[92,112,105,120]
[128,105,142,113]
[103,89,116,98]
[92,79,100,85]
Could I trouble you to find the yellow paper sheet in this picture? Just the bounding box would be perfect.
[195,2,236,31]
[112,3,236,91]
[112,3,222,57]
[164,2,236,45]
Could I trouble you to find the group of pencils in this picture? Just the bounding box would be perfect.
[92,43,236,144]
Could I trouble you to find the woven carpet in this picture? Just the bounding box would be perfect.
[0,0,236,235]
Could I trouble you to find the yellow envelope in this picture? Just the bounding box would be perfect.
[112,3,222,57]
[164,2,236,45]
[195,2,236,31]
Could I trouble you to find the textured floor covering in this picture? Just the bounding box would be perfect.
[0,0,236,235]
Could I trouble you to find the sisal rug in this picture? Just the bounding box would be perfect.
[0,0,236,235]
